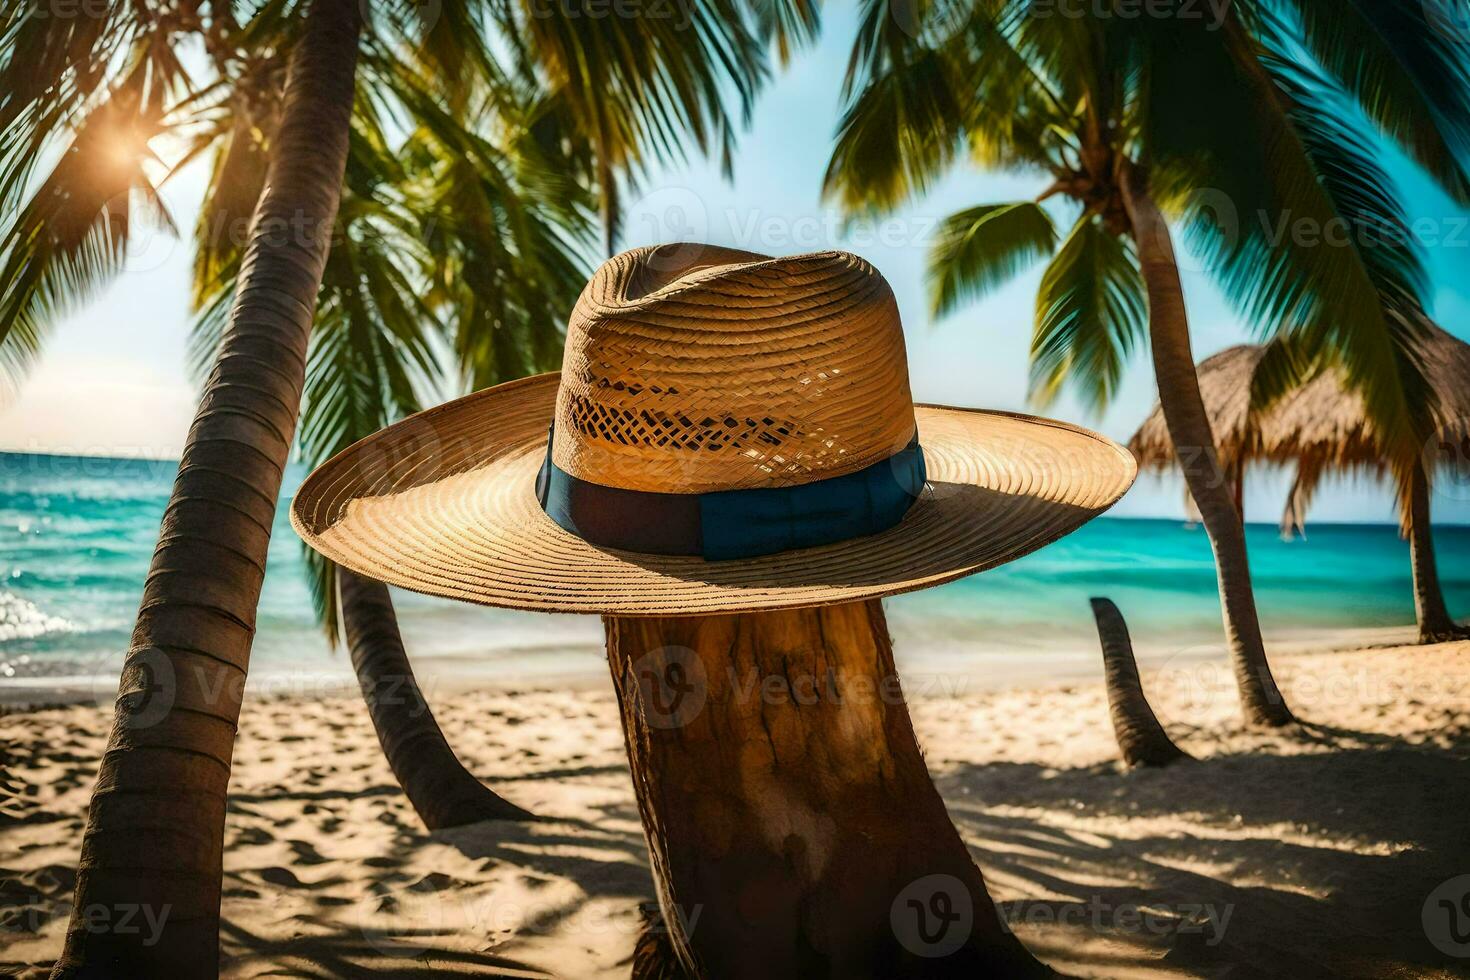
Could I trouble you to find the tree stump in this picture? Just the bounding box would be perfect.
[604,599,1052,979]
[1089,597,1190,769]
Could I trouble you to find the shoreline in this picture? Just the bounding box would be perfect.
[0,621,1427,712]
[0,621,1426,711]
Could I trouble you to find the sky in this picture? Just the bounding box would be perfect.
[4,5,1470,525]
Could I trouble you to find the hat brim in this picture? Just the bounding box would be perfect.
[291,372,1137,616]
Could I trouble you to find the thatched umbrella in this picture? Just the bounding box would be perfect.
[1130,324,1470,643]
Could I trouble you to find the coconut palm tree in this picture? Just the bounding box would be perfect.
[2,0,815,971]
[23,0,364,971]
[187,73,596,830]
[824,0,1470,726]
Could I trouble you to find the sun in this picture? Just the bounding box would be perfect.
[101,124,151,170]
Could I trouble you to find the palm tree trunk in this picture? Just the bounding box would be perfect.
[50,1,360,974]
[1120,165,1293,728]
[604,600,1054,979]
[1406,464,1465,643]
[338,568,534,828]
[1090,598,1190,768]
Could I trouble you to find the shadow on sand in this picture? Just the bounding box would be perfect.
[941,726,1470,979]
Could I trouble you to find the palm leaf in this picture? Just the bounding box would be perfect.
[928,201,1057,316]
[191,113,270,299]
[747,0,820,64]
[1248,333,1325,417]
[826,0,1071,216]
[824,41,968,214]
[1137,13,1420,456]
[1030,212,1146,413]
[0,79,174,394]
[1270,0,1470,203]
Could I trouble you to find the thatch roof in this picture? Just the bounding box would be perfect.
[1129,343,1264,474]
[1128,323,1470,534]
[1129,323,1470,473]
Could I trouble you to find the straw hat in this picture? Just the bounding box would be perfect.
[291,244,1136,616]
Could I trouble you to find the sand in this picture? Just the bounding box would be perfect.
[2,638,1468,979]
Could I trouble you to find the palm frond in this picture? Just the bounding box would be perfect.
[826,0,1068,216]
[192,113,270,300]
[746,0,820,64]
[1261,58,1430,314]
[0,0,131,164]
[928,201,1057,316]
[1138,14,1420,456]
[1269,0,1470,203]
[1029,212,1146,413]
[505,0,766,188]
[0,79,173,394]
[274,75,593,635]
[824,42,967,214]
[1248,333,1325,417]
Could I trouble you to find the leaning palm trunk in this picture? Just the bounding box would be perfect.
[1120,166,1293,728]
[338,569,534,828]
[50,0,360,973]
[1090,598,1189,768]
[605,600,1053,978]
[1406,464,1466,643]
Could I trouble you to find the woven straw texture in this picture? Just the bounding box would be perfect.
[555,244,915,492]
[292,246,1135,615]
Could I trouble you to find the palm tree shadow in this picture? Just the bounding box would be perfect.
[216,795,652,978]
[942,732,1470,979]
[220,917,549,978]
[1288,719,1404,749]
[436,805,655,903]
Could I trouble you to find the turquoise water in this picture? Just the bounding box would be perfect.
[3,450,1467,693]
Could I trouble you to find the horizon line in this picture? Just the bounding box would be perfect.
[4,446,1467,530]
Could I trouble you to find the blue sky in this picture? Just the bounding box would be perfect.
[4,4,1470,525]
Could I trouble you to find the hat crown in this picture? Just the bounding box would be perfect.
[552,244,917,493]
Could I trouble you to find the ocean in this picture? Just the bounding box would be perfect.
[3,450,1467,701]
